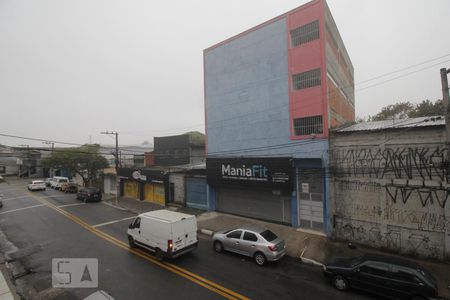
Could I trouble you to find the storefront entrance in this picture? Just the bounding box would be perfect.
[124,180,139,199]
[144,183,165,205]
[297,168,324,231]
[216,186,291,224]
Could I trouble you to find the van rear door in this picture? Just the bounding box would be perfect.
[171,217,197,252]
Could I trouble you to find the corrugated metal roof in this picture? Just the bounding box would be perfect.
[334,116,445,133]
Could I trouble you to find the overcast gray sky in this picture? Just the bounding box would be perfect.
[1,0,449,147]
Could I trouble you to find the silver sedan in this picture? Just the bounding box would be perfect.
[212,225,286,266]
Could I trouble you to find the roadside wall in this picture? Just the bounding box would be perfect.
[330,126,449,260]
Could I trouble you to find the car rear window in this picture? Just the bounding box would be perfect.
[260,230,277,242]
[86,188,99,192]
[33,181,44,184]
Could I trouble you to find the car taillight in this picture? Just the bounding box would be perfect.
[268,245,276,251]
[168,240,173,252]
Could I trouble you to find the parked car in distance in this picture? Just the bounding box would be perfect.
[50,176,69,190]
[28,180,46,191]
[212,225,286,266]
[323,254,438,300]
[76,187,102,202]
[44,178,52,187]
[128,209,198,260]
[61,182,78,193]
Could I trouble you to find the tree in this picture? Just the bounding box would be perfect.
[371,101,414,121]
[408,99,444,118]
[41,144,108,186]
[371,99,443,121]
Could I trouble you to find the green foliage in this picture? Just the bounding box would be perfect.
[371,99,443,121]
[41,144,108,186]
[408,99,444,118]
[371,101,414,121]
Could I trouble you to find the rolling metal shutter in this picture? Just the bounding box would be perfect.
[124,180,139,199]
[216,186,291,224]
[186,178,207,210]
[144,183,165,205]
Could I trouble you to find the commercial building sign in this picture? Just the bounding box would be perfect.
[207,157,292,189]
[118,168,165,183]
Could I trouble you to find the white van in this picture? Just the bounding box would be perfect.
[50,176,69,190]
[127,210,198,260]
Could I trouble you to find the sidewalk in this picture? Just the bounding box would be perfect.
[103,195,450,299]
[0,266,15,300]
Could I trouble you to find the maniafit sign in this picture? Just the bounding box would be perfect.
[206,157,292,190]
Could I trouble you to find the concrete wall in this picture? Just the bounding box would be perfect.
[169,173,185,204]
[0,156,19,176]
[103,174,117,195]
[330,126,450,260]
[190,147,205,165]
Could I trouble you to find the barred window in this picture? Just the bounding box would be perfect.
[290,20,319,47]
[292,68,321,90]
[293,115,323,136]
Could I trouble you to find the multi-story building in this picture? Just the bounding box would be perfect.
[204,0,353,234]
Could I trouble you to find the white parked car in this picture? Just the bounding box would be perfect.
[28,180,46,191]
[127,210,198,260]
[50,176,69,190]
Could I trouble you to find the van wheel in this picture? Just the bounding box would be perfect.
[128,235,135,248]
[213,241,223,253]
[155,248,164,261]
[254,252,266,266]
[333,275,349,291]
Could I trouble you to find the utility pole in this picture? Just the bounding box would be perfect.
[441,67,450,260]
[43,141,55,177]
[441,68,450,179]
[100,131,119,205]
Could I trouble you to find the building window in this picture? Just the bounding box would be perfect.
[292,68,321,90]
[290,20,319,47]
[0,166,5,173]
[293,115,323,136]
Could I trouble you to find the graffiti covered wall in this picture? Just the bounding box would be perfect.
[330,126,450,260]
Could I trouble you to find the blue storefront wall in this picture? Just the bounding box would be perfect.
[186,177,208,210]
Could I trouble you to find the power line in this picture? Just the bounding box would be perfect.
[356,53,450,85]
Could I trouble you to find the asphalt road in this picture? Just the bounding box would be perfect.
[0,180,374,300]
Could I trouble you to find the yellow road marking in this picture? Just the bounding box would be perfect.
[24,191,250,300]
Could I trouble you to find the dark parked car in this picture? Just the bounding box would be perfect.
[323,254,438,300]
[76,187,102,202]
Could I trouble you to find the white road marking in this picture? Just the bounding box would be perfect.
[0,195,31,202]
[44,195,75,198]
[101,201,128,211]
[0,204,46,215]
[92,216,136,228]
[57,203,86,208]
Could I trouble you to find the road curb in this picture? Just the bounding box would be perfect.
[300,257,323,267]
